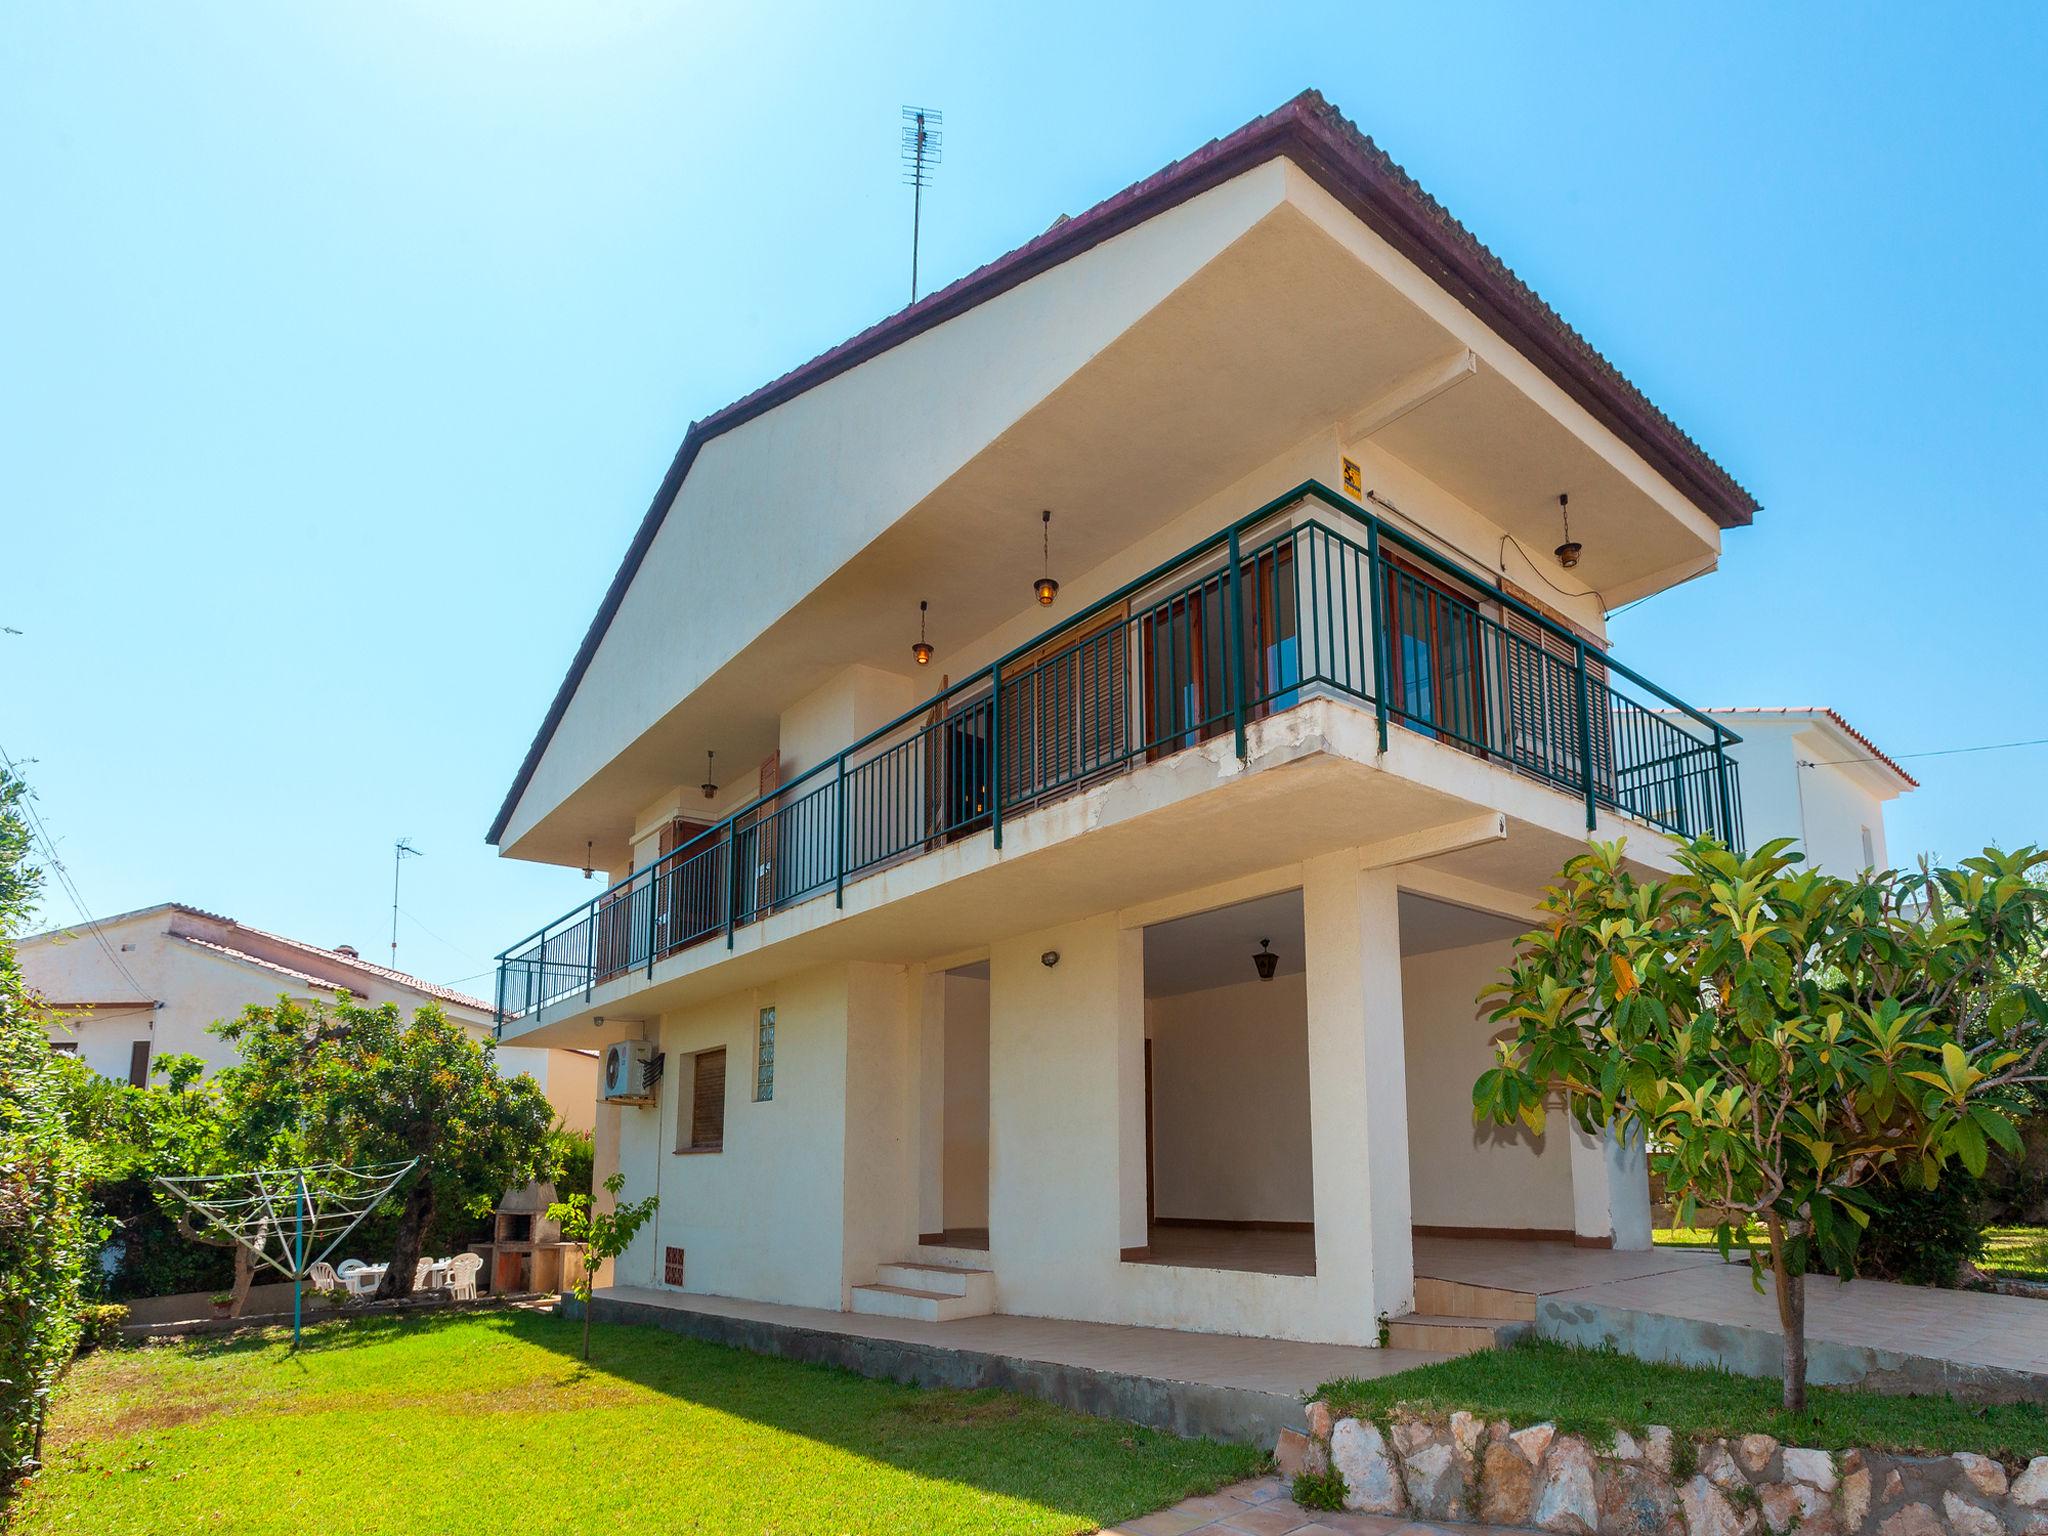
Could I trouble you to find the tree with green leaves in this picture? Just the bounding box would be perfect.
[1475,837,2048,1412]
[212,995,555,1299]
[0,766,106,1482]
[548,1171,658,1361]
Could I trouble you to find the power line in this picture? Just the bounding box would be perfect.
[1801,734,2048,770]
[0,739,153,1003]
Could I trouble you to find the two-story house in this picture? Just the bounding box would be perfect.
[485,91,1755,1351]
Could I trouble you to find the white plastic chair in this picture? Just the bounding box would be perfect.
[307,1261,341,1293]
[446,1252,482,1301]
[336,1258,365,1277]
[413,1257,436,1291]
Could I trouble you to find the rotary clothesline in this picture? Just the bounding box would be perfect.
[154,1160,420,1346]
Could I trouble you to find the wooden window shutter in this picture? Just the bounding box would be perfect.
[691,1048,726,1151]
[128,1039,151,1087]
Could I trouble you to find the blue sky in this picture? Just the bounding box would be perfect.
[4,5,2044,994]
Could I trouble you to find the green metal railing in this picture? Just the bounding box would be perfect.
[495,480,1741,1028]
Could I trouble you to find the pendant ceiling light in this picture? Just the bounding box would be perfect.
[701,750,717,801]
[1033,509,1060,606]
[1553,492,1582,570]
[912,599,934,666]
[1252,938,1278,981]
[582,840,594,880]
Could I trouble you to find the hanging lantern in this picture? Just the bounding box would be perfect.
[701,750,717,801]
[1252,938,1278,981]
[912,599,934,666]
[1553,492,1582,569]
[582,840,595,880]
[1033,509,1060,606]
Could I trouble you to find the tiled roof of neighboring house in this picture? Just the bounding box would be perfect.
[174,934,357,994]
[1708,707,1919,788]
[486,88,1760,847]
[225,922,495,1014]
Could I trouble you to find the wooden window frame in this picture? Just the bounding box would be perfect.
[675,1046,727,1155]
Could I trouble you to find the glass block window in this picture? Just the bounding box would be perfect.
[755,1006,776,1102]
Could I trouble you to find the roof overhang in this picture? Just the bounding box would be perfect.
[490,90,1758,858]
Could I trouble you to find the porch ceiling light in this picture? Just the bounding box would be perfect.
[701,750,717,801]
[1253,938,1278,981]
[583,841,594,880]
[1553,492,1582,570]
[912,599,934,666]
[1033,509,1060,606]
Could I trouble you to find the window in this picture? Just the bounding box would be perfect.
[128,1040,152,1087]
[755,1007,776,1101]
[679,1047,726,1153]
[1861,826,1876,868]
[50,1040,78,1056]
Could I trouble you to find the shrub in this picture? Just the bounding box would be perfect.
[1855,1173,1986,1286]
[0,766,105,1482]
[1291,1467,1346,1511]
[74,1304,129,1355]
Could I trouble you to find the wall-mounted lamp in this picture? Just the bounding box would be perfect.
[912,599,934,666]
[1033,509,1060,606]
[701,750,718,801]
[1553,493,1581,570]
[1252,938,1278,981]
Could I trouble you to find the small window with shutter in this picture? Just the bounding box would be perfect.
[687,1047,726,1152]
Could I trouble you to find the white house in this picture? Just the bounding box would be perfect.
[482,91,1758,1349]
[1697,708,1915,874]
[24,902,598,1133]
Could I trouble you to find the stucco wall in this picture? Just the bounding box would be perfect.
[1147,971,1312,1224]
[1401,938,1574,1234]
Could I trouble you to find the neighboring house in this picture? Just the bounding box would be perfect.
[484,91,1759,1348]
[1699,708,1916,874]
[23,902,597,1133]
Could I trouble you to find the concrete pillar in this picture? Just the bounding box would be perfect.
[839,962,915,1302]
[1303,855,1414,1332]
[986,913,1144,1323]
[913,968,945,1238]
[1606,1125,1653,1250]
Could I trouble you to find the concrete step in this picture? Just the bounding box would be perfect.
[876,1262,996,1310]
[1413,1275,1538,1323]
[848,1282,989,1323]
[1385,1313,1531,1355]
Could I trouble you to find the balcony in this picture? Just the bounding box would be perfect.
[495,479,1740,1028]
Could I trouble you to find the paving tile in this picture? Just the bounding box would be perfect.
[1311,1516,1410,1536]
[1119,1509,1223,1536]
[1214,1504,1321,1535]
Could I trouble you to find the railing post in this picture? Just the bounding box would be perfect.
[1365,519,1389,754]
[1226,526,1249,761]
[989,664,1003,852]
[1714,737,1737,850]
[644,869,657,979]
[1573,639,1597,832]
[493,955,505,1037]
[725,821,739,949]
[835,753,847,907]
[584,903,596,1000]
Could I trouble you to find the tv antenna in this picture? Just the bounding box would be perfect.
[390,838,420,969]
[901,106,943,304]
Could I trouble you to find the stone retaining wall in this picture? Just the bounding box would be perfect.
[1276,1406,2048,1536]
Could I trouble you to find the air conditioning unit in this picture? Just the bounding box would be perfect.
[600,1039,658,1105]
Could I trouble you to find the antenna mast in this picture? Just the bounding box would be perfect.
[390,838,420,970]
[901,106,943,304]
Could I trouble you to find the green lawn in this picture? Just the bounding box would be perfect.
[1653,1224,2048,1284]
[9,1311,1261,1536]
[1317,1337,2048,1460]
[1983,1226,2048,1282]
